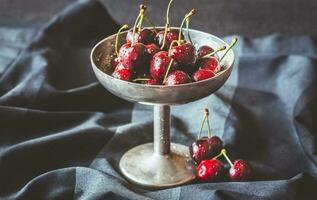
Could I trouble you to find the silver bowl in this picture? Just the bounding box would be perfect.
[90,28,235,189]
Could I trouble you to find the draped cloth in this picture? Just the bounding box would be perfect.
[0,1,316,199]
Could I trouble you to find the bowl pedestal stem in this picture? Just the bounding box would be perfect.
[119,105,196,189]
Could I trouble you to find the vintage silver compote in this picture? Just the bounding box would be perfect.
[90,28,235,189]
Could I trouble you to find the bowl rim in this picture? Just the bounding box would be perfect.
[90,27,235,88]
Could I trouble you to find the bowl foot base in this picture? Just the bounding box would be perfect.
[119,143,196,189]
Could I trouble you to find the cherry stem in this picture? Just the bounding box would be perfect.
[133,78,151,82]
[160,0,174,49]
[115,24,129,56]
[197,108,211,139]
[178,9,195,43]
[168,40,179,56]
[162,58,174,84]
[132,5,146,45]
[206,111,212,138]
[197,115,207,139]
[221,149,234,167]
[202,45,226,58]
[219,37,238,62]
[186,18,193,44]
[137,11,145,31]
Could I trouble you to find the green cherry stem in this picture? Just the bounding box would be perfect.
[132,78,151,82]
[132,5,146,45]
[202,45,226,58]
[221,149,234,167]
[197,110,208,139]
[137,8,146,31]
[162,58,174,84]
[168,40,179,56]
[186,18,193,44]
[219,37,238,62]
[212,150,223,160]
[115,24,129,56]
[178,9,195,43]
[160,0,174,49]
[205,109,212,138]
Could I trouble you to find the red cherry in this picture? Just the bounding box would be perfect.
[193,69,215,82]
[170,43,197,66]
[197,159,225,182]
[197,45,214,58]
[126,28,155,44]
[150,51,176,80]
[146,43,160,57]
[198,57,221,73]
[229,159,252,181]
[164,70,191,85]
[112,67,133,81]
[155,30,184,49]
[189,136,223,164]
[118,42,150,74]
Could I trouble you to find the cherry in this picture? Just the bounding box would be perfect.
[146,43,160,56]
[155,30,183,50]
[170,9,196,66]
[196,159,225,182]
[164,70,191,85]
[112,67,133,81]
[197,57,221,73]
[229,159,252,181]
[189,136,223,164]
[198,45,214,58]
[126,28,155,44]
[189,109,223,164]
[193,69,215,82]
[218,149,252,182]
[150,51,176,80]
[118,42,150,74]
[170,42,196,66]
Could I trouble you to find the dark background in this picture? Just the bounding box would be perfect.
[1,0,317,37]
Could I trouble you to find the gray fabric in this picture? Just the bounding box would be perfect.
[0,1,316,199]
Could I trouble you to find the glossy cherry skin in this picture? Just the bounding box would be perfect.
[229,159,252,181]
[155,30,184,49]
[197,159,225,182]
[150,51,176,80]
[164,70,191,85]
[170,43,197,66]
[112,67,133,81]
[198,45,214,58]
[193,69,216,82]
[198,57,221,73]
[118,42,150,74]
[189,136,223,164]
[146,43,160,57]
[126,28,155,44]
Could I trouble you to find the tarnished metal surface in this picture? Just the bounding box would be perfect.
[119,143,196,188]
[90,28,235,188]
[154,105,170,155]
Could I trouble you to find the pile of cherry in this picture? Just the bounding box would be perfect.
[189,109,252,182]
[111,0,237,85]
